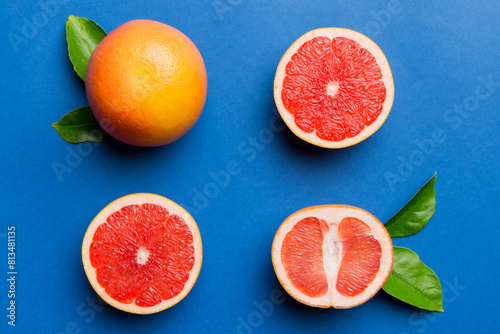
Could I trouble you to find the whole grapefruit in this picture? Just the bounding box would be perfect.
[86,20,207,147]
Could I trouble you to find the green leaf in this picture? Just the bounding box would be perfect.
[384,173,436,237]
[382,246,443,312]
[52,106,106,143]
[66,15,107,81]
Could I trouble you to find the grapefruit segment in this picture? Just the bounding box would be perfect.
[281,217,328,298]
[82,193,202,314]
[274,28,394,148]
[337,218,382,297]
[272,205,393,308]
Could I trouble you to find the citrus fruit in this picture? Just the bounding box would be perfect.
[82,193,202,314]
[272,205,393,308]
[86,20,207,147]
[274,28,394,148]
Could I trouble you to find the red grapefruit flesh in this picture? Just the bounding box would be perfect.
[274,28,395,148]
[82,193,202,314]
[272,205,393,308]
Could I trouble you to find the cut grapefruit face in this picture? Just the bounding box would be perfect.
[272,205,393,308]
[82,193,202,314]
[274,28,395,148]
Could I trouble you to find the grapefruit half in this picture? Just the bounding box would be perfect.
[272,205,393,308]
[82,193,202,314]
[274,28,394,148]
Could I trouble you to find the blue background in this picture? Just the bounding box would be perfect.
[1,0,499,333]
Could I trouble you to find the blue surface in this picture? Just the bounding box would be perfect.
[1,0,499,333]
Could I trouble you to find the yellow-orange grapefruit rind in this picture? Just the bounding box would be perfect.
[85,20,207,147]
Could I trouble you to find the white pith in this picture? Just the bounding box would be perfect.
[82,193,203,315]
[272,205,393,308]
[136,247,150,265]
[321,222,341,304]
[326,81,340,97]
[274,28,395,149]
